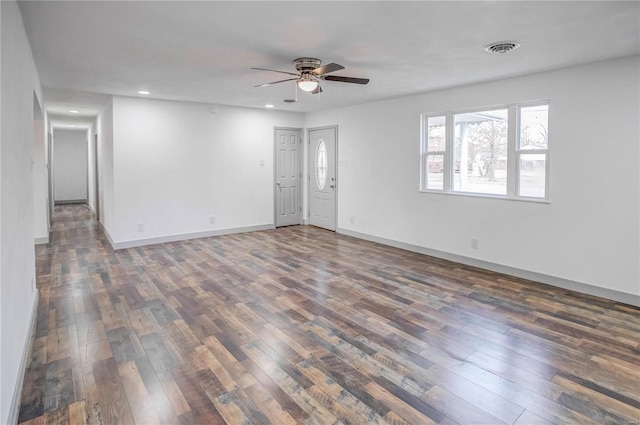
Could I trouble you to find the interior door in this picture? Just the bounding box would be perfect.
[274,128,302,227]
[309,127,336,231]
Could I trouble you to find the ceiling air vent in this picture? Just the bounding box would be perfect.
[484,41,520,54]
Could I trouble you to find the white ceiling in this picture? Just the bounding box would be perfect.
[18,1,640,127]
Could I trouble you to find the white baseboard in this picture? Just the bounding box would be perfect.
[107,224,276,250]
[7,292,39,425]
[100,222,116,248]
[337,227,640,307]
[54,199,86,205]
[34,236,49,245]
[87,203,96,218]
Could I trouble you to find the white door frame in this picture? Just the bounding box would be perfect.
[307,125,338,230]
[48,131,54,223]
[94,133,100,221]
[273,127,303,227]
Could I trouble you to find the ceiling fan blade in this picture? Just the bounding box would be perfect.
[311,85,323,95]
[251,67,299,77]
[323,75,370,85]
[254,78,297,88]
[312,63,345,75]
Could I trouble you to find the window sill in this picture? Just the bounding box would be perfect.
[419,189,550,204]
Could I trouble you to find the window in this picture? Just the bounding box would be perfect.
[316,140,328,190]
[424,116,446,190]
[517,105,548,198]
[454,109,508,195]
[420,102,549,200]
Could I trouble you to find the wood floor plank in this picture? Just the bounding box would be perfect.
[92,358,135,425]
[421,385,506,425]
[240,357,309,423]
[213,387,273,425]
[243,382,298,425]
[552,373,640,421]
[68,400,87,425]
[117,360,161,425]
[364,380,439,425]
[421,364,525,424]
[297,357,389,425]
[17,204,640,425]
[171,365,226,424]
[156,370,191,417]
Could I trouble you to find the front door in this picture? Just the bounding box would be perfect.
[274,128,302,227]
[309,127,336,231]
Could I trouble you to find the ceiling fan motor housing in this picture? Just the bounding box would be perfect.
[294,57,322,72]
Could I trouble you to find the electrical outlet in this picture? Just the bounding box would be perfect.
[137,223,144,232]
[471,238,479,249]
[350,216,355,224]
[209,215,216,224]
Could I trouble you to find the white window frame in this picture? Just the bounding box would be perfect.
[420,114,448,191]
[420,100,550,202]
[515,102,550,199]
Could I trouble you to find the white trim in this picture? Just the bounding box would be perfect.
[507,104,517,197]
[7,292,39,425]
[336,227,640,307]
[87,202,97,218]
[419,189,551,204]
[34,236,49,245]
[100,221,117,248]
[108,224,275,250]
[444,113,453,192]
[54,199,87,205]
[516,102,550,199]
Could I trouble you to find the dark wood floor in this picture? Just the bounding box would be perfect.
[17,204,640,425]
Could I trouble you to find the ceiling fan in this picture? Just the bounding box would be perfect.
[252,57,369,95]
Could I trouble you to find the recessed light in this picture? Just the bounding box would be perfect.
[138,90,150,95]
[69,110,79,114]
[265,104,274,108]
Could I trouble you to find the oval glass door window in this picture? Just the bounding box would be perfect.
[316,140,328,190]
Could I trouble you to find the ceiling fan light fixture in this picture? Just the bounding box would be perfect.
[297,77,318,92]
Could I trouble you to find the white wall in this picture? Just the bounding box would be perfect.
[305,56,640,300]
[107,97,303,245]
[87,122,97,216]
[97,98,114,238]
[32,95,48,243]
[0,1,41,423]
[53,129,88,202]
[0,0,3,417]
